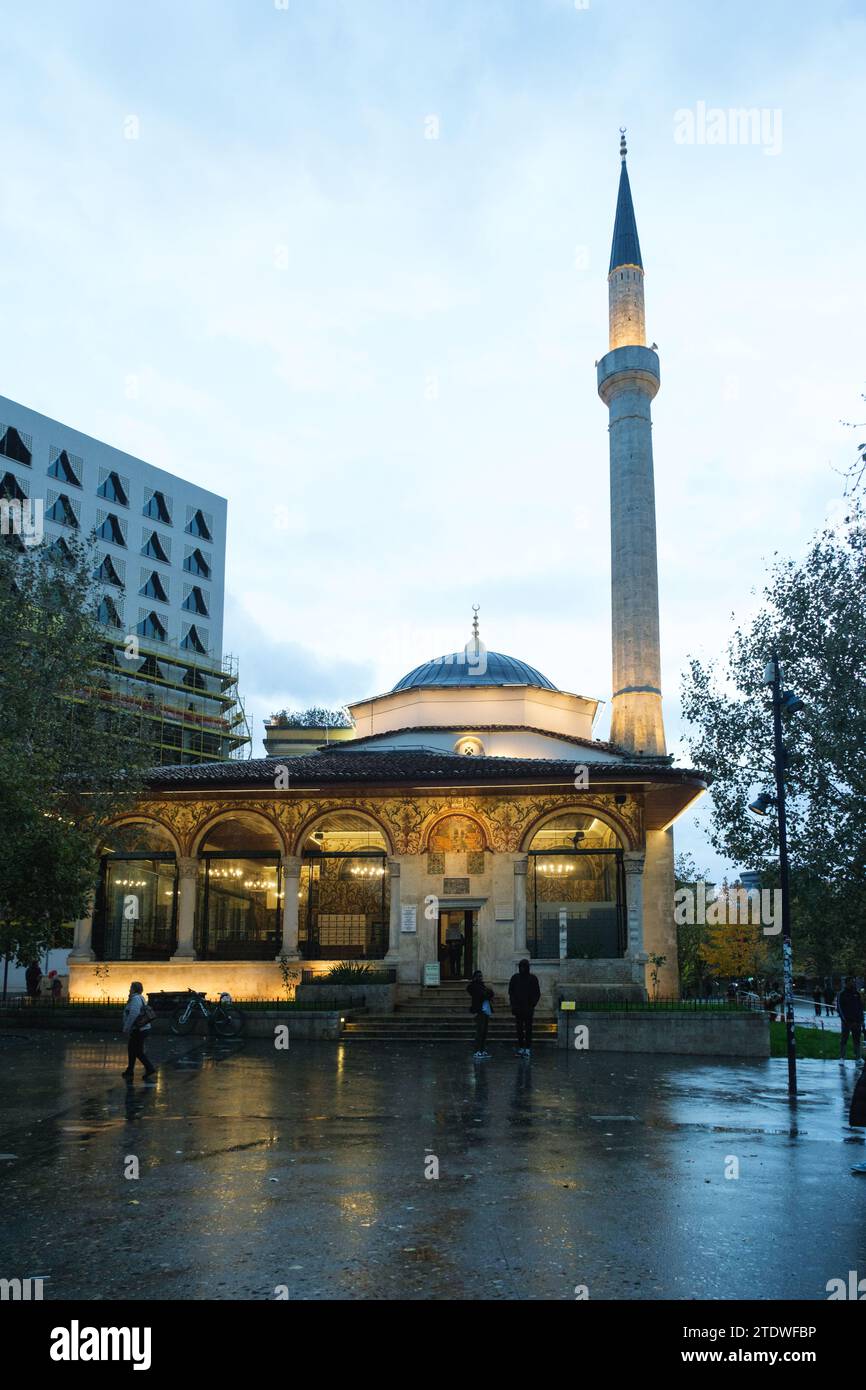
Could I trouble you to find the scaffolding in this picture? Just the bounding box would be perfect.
[86,635,251,765]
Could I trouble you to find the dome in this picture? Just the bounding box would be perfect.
[392,648,558,693]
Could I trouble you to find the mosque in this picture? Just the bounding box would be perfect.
[68,136,707,1005]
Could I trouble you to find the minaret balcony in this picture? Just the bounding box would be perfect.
[597,344,660,404]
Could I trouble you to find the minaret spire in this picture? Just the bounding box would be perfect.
[597,135,666,756]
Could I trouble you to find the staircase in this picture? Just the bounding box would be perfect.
[341,980,558,1045]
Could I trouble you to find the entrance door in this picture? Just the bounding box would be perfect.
[439,909,475,979]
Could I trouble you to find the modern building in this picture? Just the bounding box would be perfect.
[68,138,707,1003]
[0,394,249,763]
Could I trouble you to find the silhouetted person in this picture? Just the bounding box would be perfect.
[813,986,823,1017]
[122,982,156,1082]
[25,962,42,999]
[445,921,464,979]
[467,970,493,1059]
[838,978,864,1061]
[508,958,541,1058]
[824,985,836,1018]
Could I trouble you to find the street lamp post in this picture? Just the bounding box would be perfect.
[750,652,802,1096]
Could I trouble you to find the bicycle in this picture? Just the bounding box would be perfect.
[170,989,245,1038]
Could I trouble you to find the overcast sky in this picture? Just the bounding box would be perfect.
[1,0,863,879]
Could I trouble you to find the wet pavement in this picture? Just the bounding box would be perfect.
[1,1030,865,1301]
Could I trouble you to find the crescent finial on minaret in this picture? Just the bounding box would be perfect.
[471,604,480,643]
[619,127,627,161]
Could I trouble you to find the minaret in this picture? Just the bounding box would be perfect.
[597,131,666,757]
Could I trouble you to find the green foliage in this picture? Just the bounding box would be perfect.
[0,533,149,963]
[269,707,352,729]
[675,852,712,993]
[681,509,866,977]
[324,962,375,983]
[277,954,301,1000]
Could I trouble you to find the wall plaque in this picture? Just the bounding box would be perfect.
[443,878,470,894]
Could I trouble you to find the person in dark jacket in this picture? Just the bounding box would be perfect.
[824,985,836,1017]
[25,962,42,999]
[121,982,156,1081]
[467,970,493,1059]
[508,958,541,1058]
[813,986,823,1017]
[838,978,864,1061]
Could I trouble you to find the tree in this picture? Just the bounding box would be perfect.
[681,510,866,976]
[699,916,771,983]
[0,532,149,969]
[674,852,713,994]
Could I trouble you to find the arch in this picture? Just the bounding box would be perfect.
[421,809,493,854]
[292,807,393,857]
[192,808,287,856]
[98,814,181,858]
[519,801,634,853]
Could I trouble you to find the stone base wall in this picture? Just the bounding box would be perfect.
[557,1010,770,1057]
[0,1008,343,1039]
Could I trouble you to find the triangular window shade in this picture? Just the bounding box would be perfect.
[0,471,27,502]
[144,491,171,524]
[48,450,82,487]
[47,494,79,528]
[183,548,210,579]
[97,596,123,628]
[96,555,123,586]
[186,509,212,541]
[142,531,169,563]
[182,586,208,615]
[136,612,167,641]
[97,513,125,545]
[0,427,31,466]
[140,571,168,602]
[180,625,207,654]
[97,471,129,506]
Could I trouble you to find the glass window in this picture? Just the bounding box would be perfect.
[527,813,625,960]
[0,426,32,466]
[97,822,178,960]
[97,471,129,506]
[299,813,389,961]
[196,815,282,960]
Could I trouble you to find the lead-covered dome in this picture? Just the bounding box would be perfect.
[392,648,557,692]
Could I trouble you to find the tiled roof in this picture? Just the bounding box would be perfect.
[145,748,708,790]
[609,159,643,272]
[323,725,632,757]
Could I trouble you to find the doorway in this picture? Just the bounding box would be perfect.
[438,909,476,980]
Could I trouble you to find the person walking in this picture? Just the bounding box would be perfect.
[813,985,823,1018]
[838,977,864,1062]
[508,958,541,1058]
[467,970,493,1060]
[122,982,156,1082]
[824,984,836,1018]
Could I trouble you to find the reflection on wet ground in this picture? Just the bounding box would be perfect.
[0,1031,864,1300]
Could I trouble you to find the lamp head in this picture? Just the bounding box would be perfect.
[780,690,804,714]
[748,792,775,817]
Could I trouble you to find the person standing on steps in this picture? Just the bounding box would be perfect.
[508,957,541,1058]
[467,970,493,1059]
[122,981,156,1082]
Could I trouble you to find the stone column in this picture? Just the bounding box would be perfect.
[385,859,401,962]
[172,857,198,960]
[623,851,646,961]
[276,855,302,960]
[513,855,528,954]
[69,901,95,961]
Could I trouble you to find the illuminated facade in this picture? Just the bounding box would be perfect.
[68,139,704,1003]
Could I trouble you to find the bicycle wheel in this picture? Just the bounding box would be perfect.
[213,1006,244,1038]
[171,1005,196,1036]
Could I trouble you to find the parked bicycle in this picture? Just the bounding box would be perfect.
[170,989,245,1038]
